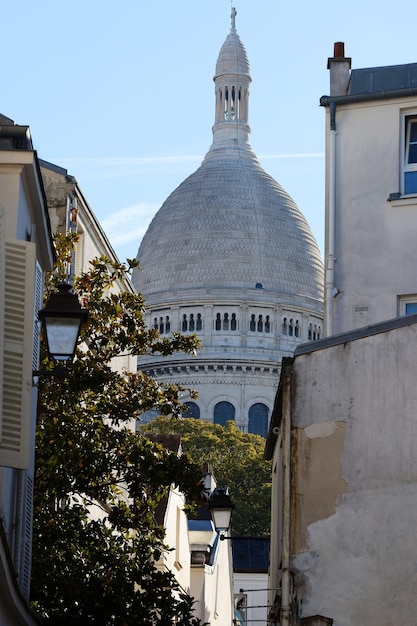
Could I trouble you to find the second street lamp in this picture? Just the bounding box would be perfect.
[207,487,235,536]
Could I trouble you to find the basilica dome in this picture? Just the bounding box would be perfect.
[134,11,323,307]
[133,9,324,436]
[135,152,323,303]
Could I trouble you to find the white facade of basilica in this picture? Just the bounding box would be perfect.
[133,11,324,436]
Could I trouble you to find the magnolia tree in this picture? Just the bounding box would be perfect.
[31,234,202,626]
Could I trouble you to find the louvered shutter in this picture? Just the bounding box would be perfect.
[13,470,34,601]
[0,238,36,469]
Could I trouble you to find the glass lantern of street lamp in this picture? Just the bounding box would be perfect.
[207,487,235,534]
[38,282,88,363]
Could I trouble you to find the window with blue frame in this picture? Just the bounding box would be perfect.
[184,402,200,419]
[248,403,269,438]
[214,401,235,426]
[398,296,417,316]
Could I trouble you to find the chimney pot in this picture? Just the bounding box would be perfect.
[334,42,345,58]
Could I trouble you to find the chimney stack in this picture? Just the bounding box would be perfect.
[327,42,351,96]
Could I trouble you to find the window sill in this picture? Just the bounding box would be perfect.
[387,193,417,207]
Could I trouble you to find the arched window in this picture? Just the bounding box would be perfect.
[282,318,288,335]
[159,316,164,334]
[165,316,171,332]
[250,314,256,331]
[215,313,221,330]
[184,402,200,419]
[257,315,263,332]
[289,319,294,337]
[182,314,188,332]
[189,314,195,331]
[248,403,269,438]
[265,315,270,333]
[223,313,229,330]
[153,317,158,330]
[294,320,299,337]
[196,313,202,331]
[231,313,237,331]
[214,401,235,426]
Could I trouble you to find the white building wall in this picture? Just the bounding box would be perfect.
[324,92,417,334]
[0,129,54,620]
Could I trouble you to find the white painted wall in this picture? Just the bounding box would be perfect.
[324,95,417,334]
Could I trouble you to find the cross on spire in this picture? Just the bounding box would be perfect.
[231,6,237,30]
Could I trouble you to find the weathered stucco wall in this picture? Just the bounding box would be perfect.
[291,322,417,625]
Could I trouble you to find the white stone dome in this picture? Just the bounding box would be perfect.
[134,9,323,306]
[215,27,250,78]
[134,152,323,304]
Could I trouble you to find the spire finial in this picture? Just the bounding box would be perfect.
[231,6,237,30]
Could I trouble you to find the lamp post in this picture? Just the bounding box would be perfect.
[207,487,235,536]
[34,282,88,378]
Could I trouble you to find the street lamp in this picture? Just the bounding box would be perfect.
[34,282,88,377]
[207,487,235,535]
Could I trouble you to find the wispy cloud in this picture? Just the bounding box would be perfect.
[56,155,203,168]
[100,202,159,246]
[54,152,324,168]
[259,152,325,159]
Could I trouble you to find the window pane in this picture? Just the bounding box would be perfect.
[214,401,235,426]
[410,121,417,143]
[405,171,417,194]
[405,303,417,314]
[184,402,200,419]
[408,143,417,164]
[248,403,269,438]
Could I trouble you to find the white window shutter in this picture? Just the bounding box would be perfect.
[32,261,44,374]
[0,239,37,469]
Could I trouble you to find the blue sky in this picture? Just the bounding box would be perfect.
[3,1,417,261]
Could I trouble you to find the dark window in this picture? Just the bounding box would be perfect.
[250,314,256,331]
[159,316,164,334]
[184,402,200,419]
[214,401,235,426]
[265,315,270,333]
[182,314,188,332]
[215,313,221,330]
[289,319,293,336]
[295,320,299,337]
[165,316,171,332]
[282,318,288,335]
[196,313,203,331]
[257,315,263,332]
[248,403,269,438]
[223,313,229,330]
[231,313,237,330]
[189,314,195,331]
[153,317,158,330]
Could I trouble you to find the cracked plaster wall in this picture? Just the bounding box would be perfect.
[290,323,417,625]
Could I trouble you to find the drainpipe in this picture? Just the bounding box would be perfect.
[325,101,337,337]
[281,360,292,626]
